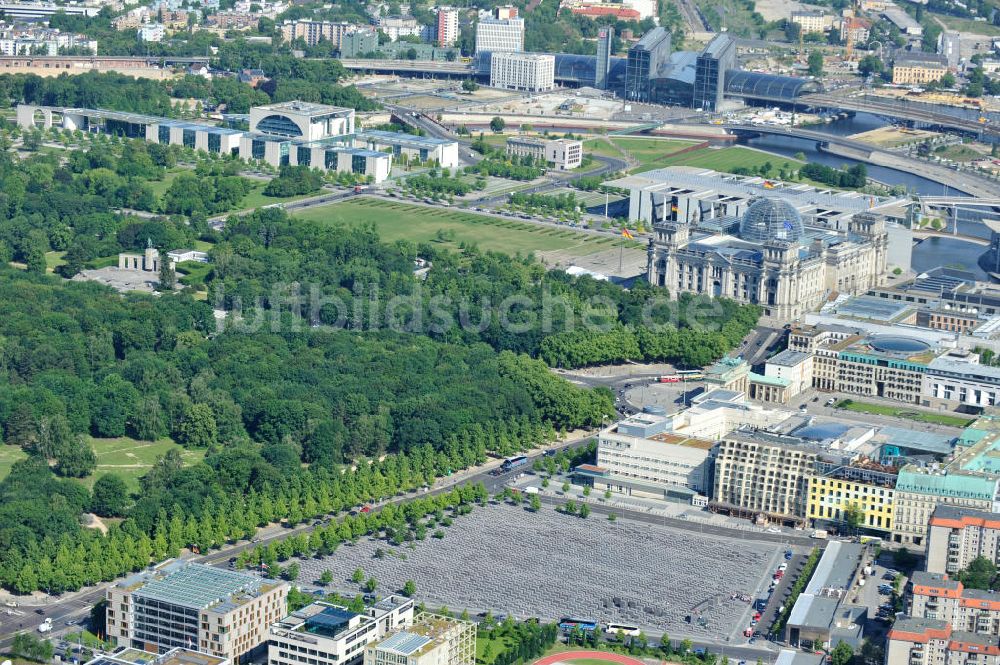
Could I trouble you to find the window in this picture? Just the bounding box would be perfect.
[208,133,221,153]
[252,139,266,160]
[183,129,196,148]
[256,114,303,137]
[298,147,311,166]
[158,125,170,144]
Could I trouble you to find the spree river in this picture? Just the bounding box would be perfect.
[736,113,993,279]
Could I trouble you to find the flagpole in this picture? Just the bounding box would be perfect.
[619,238,623,273]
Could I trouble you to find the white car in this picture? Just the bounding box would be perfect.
[778,562,788,571]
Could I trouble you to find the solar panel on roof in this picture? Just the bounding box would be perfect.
[378,632,432,656]
[134,565,261,609]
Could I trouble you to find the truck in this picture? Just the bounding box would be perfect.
[37,618,52,633]
[811,529,829,539]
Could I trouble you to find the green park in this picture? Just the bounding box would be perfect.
[292,197,631,257]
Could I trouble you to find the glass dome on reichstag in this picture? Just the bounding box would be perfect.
[738,198,804,244]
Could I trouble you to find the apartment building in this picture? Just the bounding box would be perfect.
[807,467,896,534]
[364,614,475,665]
[711,429,821,524]
[138,23,166,42]
[926,506,1000,575]
[909,571,1000,634]
[377,16,426,41]
[489,52,555,92]
[280,20,351,47]
[107,562,288,660]
[436,7,458,46]
[269,597,414,665]
[886,617,1000,665]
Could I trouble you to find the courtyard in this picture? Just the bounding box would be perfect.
[297,502,782,641]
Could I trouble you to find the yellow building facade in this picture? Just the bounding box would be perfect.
[807,476,896,533]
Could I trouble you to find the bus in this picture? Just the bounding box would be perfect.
[604,622,641,637]
[501,455,529,473]
[658,370,705,383]
[558,618,598,632]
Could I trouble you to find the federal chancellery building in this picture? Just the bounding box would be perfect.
[608,167,908,320]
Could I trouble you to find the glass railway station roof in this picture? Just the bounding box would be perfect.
[724,70,822,100]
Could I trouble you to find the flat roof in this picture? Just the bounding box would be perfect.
[749,372,791,387]
[254,101,354,117]
[775,651,824,665]
[647,432,715,450]
[87,648,228,665]
[768,349,811,367]
[786,594,839,630]
[130,563,269,610]
[606,167,906,215]
[910,570,959,589]
[928,356,1000,381]
[827,295,914,322]
[358,129,453,147]
[805,541,864,594]
[376,632,432,656]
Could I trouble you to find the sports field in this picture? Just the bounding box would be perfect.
[533,653,646,665]
[292,197,632,257]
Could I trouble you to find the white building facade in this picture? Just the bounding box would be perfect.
[489,52,554,91]
[474,16,524,53]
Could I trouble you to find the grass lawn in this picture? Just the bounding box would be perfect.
[150,170,314,213]
[64,630,113,650]
[292,197,631,257]
[193,239,214,251]
[0,445,28,481]
[584,138,626,160]
[148,169,183,201]
[476,635,514,665]
[45,250,66,273]
[608,137,700,172]
[836,399,975,428]
[237,183,316,210]
[176,260,213,288]
[85,437,205,490]
[636,146,804,175]
[935,13,1000,35]
[935,144,984,162]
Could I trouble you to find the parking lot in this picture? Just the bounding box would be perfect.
[297,502,783,641]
